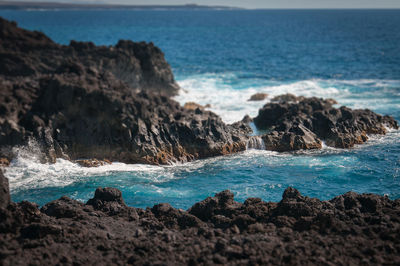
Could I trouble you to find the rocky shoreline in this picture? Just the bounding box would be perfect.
[0,17,398,166]
[1,17,400,264]
[1,171,400,265]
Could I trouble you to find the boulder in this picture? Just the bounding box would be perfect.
[248,93,268,101]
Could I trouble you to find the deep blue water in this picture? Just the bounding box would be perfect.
[1,10,400,209]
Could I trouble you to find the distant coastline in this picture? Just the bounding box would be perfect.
[0,1,242,11]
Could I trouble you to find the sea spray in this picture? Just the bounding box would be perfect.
[175,76,400,124]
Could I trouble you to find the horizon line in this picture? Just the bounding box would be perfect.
[0,1,400,10]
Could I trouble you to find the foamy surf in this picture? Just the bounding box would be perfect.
[3,74,399,200]
[175,74,400,124]
[4,154,164,192]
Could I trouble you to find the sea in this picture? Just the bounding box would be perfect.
[1,9,400,209]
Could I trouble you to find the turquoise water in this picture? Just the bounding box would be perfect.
[1,10,400,208]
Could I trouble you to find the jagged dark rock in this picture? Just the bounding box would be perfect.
[0,17,247,164]
[0,170,10,208]
[0,172,399,265]
[0,17,178,94]
[254,94,398,151]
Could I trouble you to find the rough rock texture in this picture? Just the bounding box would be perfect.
[254,94,398,151]
[0,174,399,265]
[0,17,247,164]
[0,170,10,208]
[0,18,179,95]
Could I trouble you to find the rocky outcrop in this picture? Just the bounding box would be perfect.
[0,16,398,164]
[0,18,179,95]
[254,94,398,151]
[0,173,399,265]
[0,17,247,164]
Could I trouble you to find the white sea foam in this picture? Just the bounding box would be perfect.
[4,129,398,193]
[4,148,164,192]
[4,74,399,193]
[175,74,399,124]
[246,136,266,150]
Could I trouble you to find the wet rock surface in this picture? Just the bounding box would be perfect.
[254,94,398,151]
[0,173,399,265]
[0,17,247,164]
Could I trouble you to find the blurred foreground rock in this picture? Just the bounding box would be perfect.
[1,171,400,265]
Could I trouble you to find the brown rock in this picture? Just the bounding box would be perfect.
[183,102,206,111]
[0,157,10,167]
[76,159,112,168]
[248,93,268,101]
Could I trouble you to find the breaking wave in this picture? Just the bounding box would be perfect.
[175,74,400,123]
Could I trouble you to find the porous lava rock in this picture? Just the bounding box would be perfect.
[0,17,247,164]
[254,94,398,151]
[0,172,399,265]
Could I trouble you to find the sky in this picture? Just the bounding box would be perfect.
[11,0,400,9]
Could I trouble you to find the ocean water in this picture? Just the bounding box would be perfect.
[1,9,400,209]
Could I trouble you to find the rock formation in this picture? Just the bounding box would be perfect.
[0,17,398,165]
[254,94,398,151]
[0,17,247,164]
[248,92,268,101]
[0,171,399,265]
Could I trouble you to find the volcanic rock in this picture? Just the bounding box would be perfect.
[0,17,178,95]
[262,125,322,152]
[254,95,398,151]
[0,170,10,208]
[0,172,399,265]
[0,17,248,164]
